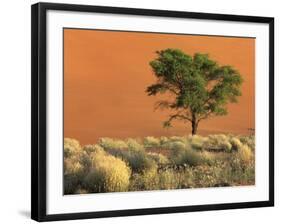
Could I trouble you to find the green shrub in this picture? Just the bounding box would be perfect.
[63,154,86,194]
[172,149,210,166]
[234,144,253,165]
[126,138,144,151]
[98,138,127,150]
[229,155,255,185]
[239,135,255,151]
[158,170,179,189]
[139,167,159,190]
[83,151,131,193]
[228,137,242,151]
[64,173,80,194]
[64,158,84,176]
[228,137,254,166]
[129,166,158,191]
[79,152,92,173]
[64,150,90,194]
[169,142,212,166]
[159,136,169,145]
[143,136,160,148]
[124,150,156,172]
[169,141,191,157]
[130,169,180,191]
[188,135,207,150]
[162,140,186,151]
[147,152,169,164]
[202,134,232,152]
[83,144,104,155]
[64,138,82,158]
[64,139,89,194]
[169,136,188,143]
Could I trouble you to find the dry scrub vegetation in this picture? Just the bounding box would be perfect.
[64,134,255,194]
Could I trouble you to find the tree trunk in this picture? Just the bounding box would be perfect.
[191,114,198,135]
[191,121,198,135]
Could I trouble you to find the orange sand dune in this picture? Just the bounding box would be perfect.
[64,29,255,145]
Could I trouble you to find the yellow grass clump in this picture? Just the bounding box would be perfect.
[147,152,169,164]
[83,144,104,155]
[64,138,82,157]
[143,136,161,148]
[83,150,131,193]
[126,138,144,151]
[236,144,253,165]
[188,135,208,150]
[202,134,232,152]
[98,137,127,150]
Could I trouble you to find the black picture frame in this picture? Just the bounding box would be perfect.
[31,2,274,222]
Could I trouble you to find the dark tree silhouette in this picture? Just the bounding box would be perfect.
[146,49,243,135]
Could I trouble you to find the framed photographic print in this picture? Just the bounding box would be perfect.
[31,2,274,222]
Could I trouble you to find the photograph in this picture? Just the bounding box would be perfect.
[63,28,255,195]
[0,0,276,222]
[30,2,274,221]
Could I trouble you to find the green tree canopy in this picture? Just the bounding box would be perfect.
[146,48,243,135]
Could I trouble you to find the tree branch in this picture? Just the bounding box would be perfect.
[168,112,192,123]
[154,100,175,110]
[198,111,212,121]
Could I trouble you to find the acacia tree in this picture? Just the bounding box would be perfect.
[146,49,243,135]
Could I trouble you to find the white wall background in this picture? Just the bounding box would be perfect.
[0,0,279,223]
